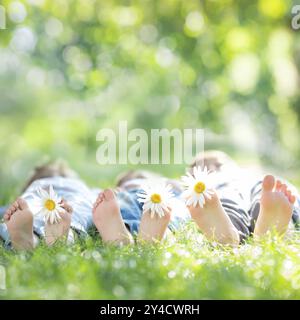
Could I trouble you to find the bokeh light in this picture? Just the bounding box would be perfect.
[0,0,300,199]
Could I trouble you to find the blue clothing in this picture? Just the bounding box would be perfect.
[0,177,100,247]
[0,177,190,247]
[2,172,298,247]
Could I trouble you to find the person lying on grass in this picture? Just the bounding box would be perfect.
[114,152,300,246]
[0,151,299,250]
[0,161,188,250]
[182,151,299,244]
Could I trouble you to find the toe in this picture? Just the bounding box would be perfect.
[103,189,115,201]
[161,209,171,221]
[289,195,296,204]
[93,201,99,211]
[5,202,18,218]
[61,200,73,214]
[17,198,29,210]
[262,175,275,192]
[276,180,282,191]
[95,192,104,202]
[93,197,102,211]
[12,201,18,212]
[96,192,104,201]
[5,208,12,217]
[207,190,220,205]
[280,184,288,194]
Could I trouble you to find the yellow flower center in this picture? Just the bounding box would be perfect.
[194,182,206,194]
[44,199,56,211]
[151,193,162,204]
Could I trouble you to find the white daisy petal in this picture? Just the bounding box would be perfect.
[161,203,168,211]
[32,184,63,224]
[181,166,215,209]
[157,206,163,217]
[143,202,152,212]
[137,179,174,218]
[199,194,205,206]
[54,211,60,224]
[49,185,56,197]
[186,197,194,207]
[39,188,49,199]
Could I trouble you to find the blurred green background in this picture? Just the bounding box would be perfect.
[1,0,300,203]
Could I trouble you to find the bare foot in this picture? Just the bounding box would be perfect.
[254,175,295,238]
[137,209,171,243]
[45,200,73,246]
[188,190,240,246]
[92,189,133,245]
[4,198,35,251]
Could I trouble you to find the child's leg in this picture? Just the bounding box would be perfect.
[250,175,296,238]
[188,190,240,246]
[93,189,134,245]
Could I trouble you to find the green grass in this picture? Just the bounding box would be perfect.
[1,223,300,300]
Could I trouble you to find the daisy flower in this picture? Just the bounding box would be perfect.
[137,180,174,218]
[181,166,214,208]
[34,185,64,224]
